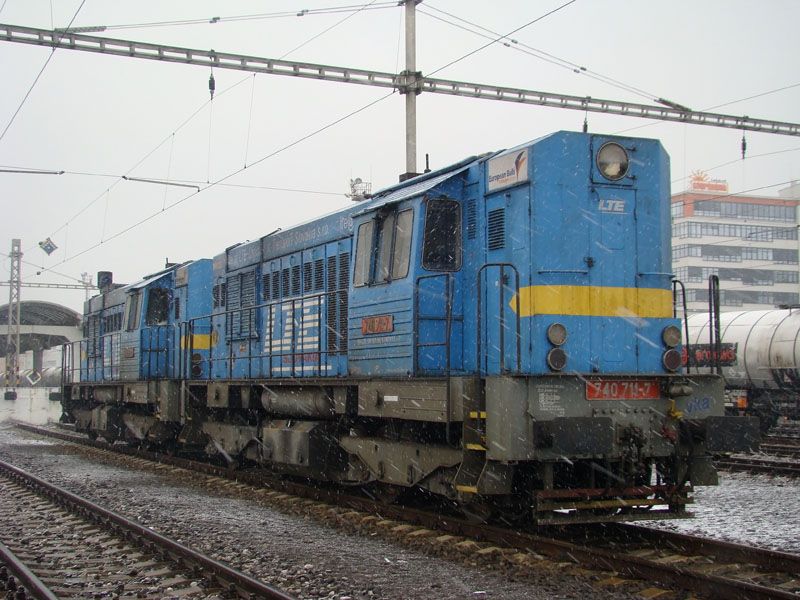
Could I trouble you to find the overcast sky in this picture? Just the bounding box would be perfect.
[1,0,798,313]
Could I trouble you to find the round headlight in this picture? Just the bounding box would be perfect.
[546,323,567,346]
[596,142,629,181]
[547,348,567,371]
[663,349,682,372]
[662,325,682,348]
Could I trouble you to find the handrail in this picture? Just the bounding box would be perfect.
[672,278,691,374]
[187,289,346,381]
[708,275,722,376]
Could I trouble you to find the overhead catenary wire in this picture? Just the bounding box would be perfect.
[27,0,381,257]
[426,0,578,79]
[418,4,662,103]
[66,2,398,33]
[25,73,253,255]
[0,0,87,144]
[671,147,800,186]
[278,0,382,59]
[0,165,346,195]
[32,90,396,274]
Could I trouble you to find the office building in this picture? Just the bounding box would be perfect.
[671,174,800,313]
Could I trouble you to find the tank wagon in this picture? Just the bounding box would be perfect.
[686,307,800,426]
[61,131,758,524]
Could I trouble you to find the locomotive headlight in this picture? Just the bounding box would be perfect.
[662,349,682,372]
[546,322,567,346]
[596,142,629,181]
[662,325,682,348]
[547,348,567,371]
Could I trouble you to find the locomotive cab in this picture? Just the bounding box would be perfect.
[64,260,213,445]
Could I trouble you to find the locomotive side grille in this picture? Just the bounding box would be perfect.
[327,255,338,352]
[226,274,241,338]
[240,270,256,337]
[487,208,506,250]
[212,284,222,308]
[338,252,350,289]
[467,199,477,240]
[323,253,350,353]
[326,256,337,292]
[281,268,290,300]
[271,272,280,300]
[338,252,350,351]
[303,262,313,293]
[262,273,271,302]
[314,258,324,291]
[87,314,100,357]
[291,265,301,296]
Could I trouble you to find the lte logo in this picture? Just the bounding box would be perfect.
[598,198,625,213]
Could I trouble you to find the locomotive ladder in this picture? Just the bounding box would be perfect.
[453,379,487,496]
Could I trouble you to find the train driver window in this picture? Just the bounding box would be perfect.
[124,292,141,331]
[391,209,413,279]
[145,288,170,325]
[354,208,413,286]
[423,197,461,271]
[354,220,374,287]
[377,208,413,282]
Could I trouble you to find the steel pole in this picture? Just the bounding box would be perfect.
[403,0,418,180]
[5,239,21,389]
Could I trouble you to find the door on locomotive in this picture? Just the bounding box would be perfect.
[135,275,173,379]
[478,147,529,375]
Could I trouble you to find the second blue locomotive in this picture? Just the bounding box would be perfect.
[62,130,757,524]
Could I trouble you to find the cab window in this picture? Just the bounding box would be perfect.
[354,208,413,286]
[124,292,141,331]
[354,220,374,287]
[423,198,461,271]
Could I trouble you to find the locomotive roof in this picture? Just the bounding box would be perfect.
[352,157,475,217]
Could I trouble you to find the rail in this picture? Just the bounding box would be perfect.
[17,423,800,600]
[0,457,295,600]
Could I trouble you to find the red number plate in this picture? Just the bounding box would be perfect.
[586,379,660,401]
[361,314,394,335]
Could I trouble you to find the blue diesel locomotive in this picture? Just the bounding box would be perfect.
[61,131,758,524]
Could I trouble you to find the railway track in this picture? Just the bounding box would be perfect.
[12,423,800,600]
[0,456,294,600]
[760,433,800,459]
[715,455,800,476]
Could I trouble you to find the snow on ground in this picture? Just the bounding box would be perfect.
[643,471,800,555]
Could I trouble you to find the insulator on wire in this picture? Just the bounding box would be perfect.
[209,72,216,100]
[583,115,588,133]
[741,132,747,159]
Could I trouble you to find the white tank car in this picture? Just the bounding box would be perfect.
[685,308,800,422]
